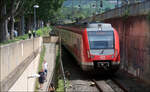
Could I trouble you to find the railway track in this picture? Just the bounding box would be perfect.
[61,46,150,92]
[111,78,128,92]
[92,78,128,92]
[62,47,127,92]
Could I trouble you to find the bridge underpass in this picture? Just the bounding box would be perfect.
[81,0,150,83]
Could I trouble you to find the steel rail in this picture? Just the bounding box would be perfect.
[92,79,103,92]
[111,78,129,92]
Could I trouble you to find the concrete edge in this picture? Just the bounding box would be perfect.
[0,37,41,48]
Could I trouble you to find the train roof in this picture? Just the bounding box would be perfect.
[87,23,114,31]
[57,23,114,34]
[57,26,85,35]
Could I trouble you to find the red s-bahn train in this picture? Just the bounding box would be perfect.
[57,23,120,72]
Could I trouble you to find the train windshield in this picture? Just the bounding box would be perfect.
[88,31,114,49]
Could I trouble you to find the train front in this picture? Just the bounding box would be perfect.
[83,23,120,72]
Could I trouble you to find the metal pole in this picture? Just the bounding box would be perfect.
[96,0,98,14]
[88,0,90,16]
[90,3,92,16]
[80,0,81,12]
[80,0,81,7]
[71,0,73,21]
[72,0,73,14]
[27,78,28,92]
[34,7,36,30]
[100,0,103,13]
[117,0,119,7]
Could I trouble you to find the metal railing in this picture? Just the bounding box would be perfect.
[81,1,150,22]
[99,1,150,20]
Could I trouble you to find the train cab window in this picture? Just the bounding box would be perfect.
[87,31,114,49]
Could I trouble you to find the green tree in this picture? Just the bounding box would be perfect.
[0,0,25,42]
[36,0,64,22]
[0,0,64,43]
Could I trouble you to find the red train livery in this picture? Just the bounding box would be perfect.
[57,23,120,72]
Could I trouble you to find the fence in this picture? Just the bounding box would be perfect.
[81,1,150,22]
[47,36,66,92]
[100,1,150,20]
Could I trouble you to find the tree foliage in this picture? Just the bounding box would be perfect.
[0,0,64,42]
[36,0,64,22]
[0,0,25,42]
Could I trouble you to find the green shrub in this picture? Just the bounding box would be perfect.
[36,27,51,36]
[39,45,46,71]
[0,34,28,45]
[15,34,28,40]
[35,45,46,91]
[36,29,43,36]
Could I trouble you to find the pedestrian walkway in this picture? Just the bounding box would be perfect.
[38,43,56,91]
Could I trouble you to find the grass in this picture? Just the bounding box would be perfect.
[35,45,46,91]
[0,26,52,46]
[0,34,28,45]
[55,47,70,92]
[38,45,46,71]
[56,78,70,92]
[56,79,65,92]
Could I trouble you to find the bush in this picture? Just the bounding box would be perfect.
[15,34,28,40]
[36,27,51,36]
[56,79,64,92]
[0,34,28,45]
[0,27,52,45]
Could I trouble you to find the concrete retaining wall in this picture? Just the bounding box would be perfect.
[43,36,59,43]
[0,37,43,91]
[9,51,40,91]
[104,16,150,83]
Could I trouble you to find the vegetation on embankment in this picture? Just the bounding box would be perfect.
[55,47,70,92]
[35,45,46,91]
[55,48,65,92]
[0,27,51,46]
[56,79,65,92]
[36,27,52,37]
[56,79,70,92]
[0,0,64,43]
[38,45,46,71]
[0,34,28,45]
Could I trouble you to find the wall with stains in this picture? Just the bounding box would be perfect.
[104,16,150,83]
